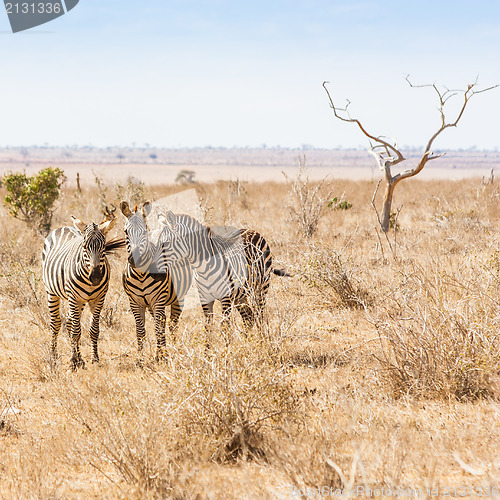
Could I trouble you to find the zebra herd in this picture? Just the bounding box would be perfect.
[41,201,289,369]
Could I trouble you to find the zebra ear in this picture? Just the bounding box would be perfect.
[158,210,177,230]
[166,210,176,228]
[99,217,117,235]
[71,215,87,234]
[120,200,131,217]
[142,201,152,217]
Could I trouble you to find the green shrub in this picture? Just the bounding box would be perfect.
[328,196,353,210]
[3,167,66,235]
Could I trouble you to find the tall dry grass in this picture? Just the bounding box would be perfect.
[0,176,499,497]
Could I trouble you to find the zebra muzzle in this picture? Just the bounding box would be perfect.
[128,249,149,272]
[89,266,104,285]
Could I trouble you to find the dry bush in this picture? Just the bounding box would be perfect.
[259,285,304,363]
[114,175,146,206]
[0,388,22,438]
[0,229,48,329]
[228,179,249,210]
[0,438,68,498]
[275,432,345,493]
[298,244,371,309]
[100,289,126,330]
[284,156,335,238]
[47,340,300,496]
[56,374,177,497]
[373,261,500,401]
[169,340,300,463]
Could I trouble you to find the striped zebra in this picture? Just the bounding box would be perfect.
[157,211,289,332]
[42,216,124,369]
[120,201,193,360]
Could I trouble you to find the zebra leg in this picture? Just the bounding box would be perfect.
[168,297,182,343]
[68,299,85,370]
[89,295,105,364]
[251,285,268,331]
[129,300,146,353]
[220,298,233,345]
[236,303,255,332]
[153,306,167,361]
[48,293,62,361]
[202,301,215,350]
[202,301,215,330]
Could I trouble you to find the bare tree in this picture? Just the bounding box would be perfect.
[323,77,498,232]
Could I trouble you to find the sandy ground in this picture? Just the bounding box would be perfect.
[1,147,499,185]
[0,162,498,186]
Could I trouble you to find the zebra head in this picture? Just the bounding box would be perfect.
[120,201,153,272]
[157,211,192,265]
[72,216,116,285]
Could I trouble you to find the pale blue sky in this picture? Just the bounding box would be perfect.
[0,0,499,149]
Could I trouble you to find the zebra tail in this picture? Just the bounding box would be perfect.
[105,237,126,254]
[273,268,291,277]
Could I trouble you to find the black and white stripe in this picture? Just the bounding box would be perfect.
[120,201,192,359]
[158,211,289,331]
[42,216,123,369]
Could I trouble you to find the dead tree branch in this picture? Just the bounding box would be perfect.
[323,78,498,232]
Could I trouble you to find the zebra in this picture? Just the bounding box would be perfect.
[120,201,193,360]
[42,215,124,369]
[157,210,289,333]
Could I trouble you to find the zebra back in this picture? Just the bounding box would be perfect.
[158,211,274,306]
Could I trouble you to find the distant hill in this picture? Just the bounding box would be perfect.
[0,146,499,170]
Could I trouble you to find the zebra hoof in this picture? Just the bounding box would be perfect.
[155,349,168,363]
[70,356,85,371]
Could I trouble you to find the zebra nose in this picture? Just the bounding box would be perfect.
[128,254,135,266]
[89,266,104,285]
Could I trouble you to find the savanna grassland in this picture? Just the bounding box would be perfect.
[0,173,499,499]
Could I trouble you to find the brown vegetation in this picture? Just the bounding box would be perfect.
[0,176,499,497]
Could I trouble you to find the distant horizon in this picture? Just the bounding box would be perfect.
[1,144,499,153]
[2,142,499,185]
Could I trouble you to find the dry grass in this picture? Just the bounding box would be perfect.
[0,176,500,498]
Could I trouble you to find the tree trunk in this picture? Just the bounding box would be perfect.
[380,178,397,233]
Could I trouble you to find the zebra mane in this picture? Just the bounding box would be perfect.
[173,212,203,228]
[171,212,242,247]
[105,236,126,254]
[208,225,243,252]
